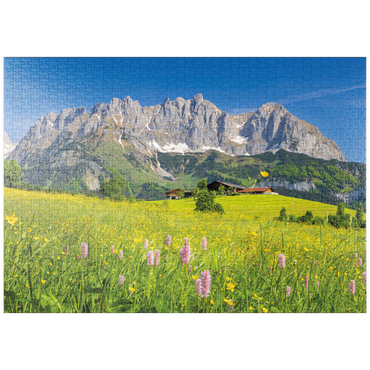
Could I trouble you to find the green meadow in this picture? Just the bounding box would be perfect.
[4,188,366,313]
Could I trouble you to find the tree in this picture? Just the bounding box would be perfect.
[218,184,226,196]
[197,178,208,190]
[336,202,346,217]
[99,176,128,201]
[192,187,199,201]
[356,203,364,227]
[178,190,185,199]
[4,159,22,187]
[195,189,216,211]
[279,207,287,221]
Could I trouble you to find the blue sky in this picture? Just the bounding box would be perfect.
[4,57,366,163]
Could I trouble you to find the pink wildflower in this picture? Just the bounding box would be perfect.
[81,243,88,259]
[195,279,203,296]
[190,265,193,274]
[201,270,211,298]
[313,258,315,266]
[355,253,358,258]
[166,235,171,247]
[305,276,309,291]
[195,266,198,270]
[118,275,124,288]
[147,250,154,266]
[359,258,362,266]
[202,236,207,251]
[111,245,114,253]
[103,266,106,270]
[180,244,191,265]
[155,250,160,268]
[278,254,285,268]
[184,237,188,247]
[350,280,356,295]
[66,245,69,256]
[316,281,320,288]
[143,239,148,250]
[52,251,54,258]
[362,272,366,285]
[286,286,291,297]
[119,250,123,260]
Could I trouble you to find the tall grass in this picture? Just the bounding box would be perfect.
[4,188,366,313]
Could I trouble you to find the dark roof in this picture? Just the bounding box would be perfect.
[237,187,275,193]
[165,188,181,194]
[207,181,245,190]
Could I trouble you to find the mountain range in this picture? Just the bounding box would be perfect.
[4,94,365,205]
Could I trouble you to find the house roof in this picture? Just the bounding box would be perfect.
[237,187,274,193]
[207,181,245,190]
[165,188,192,195]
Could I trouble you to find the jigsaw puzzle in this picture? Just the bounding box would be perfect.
[3,57,366,313]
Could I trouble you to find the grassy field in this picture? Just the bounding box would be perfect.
[4,188,366,313]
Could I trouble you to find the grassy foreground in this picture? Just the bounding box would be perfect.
[4,188,366,313]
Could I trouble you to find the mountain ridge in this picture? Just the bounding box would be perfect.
[8,94,347,166]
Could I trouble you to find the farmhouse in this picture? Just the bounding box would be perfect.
[237,187,278,195]
[166,188,193,199]
[207,181,245,193]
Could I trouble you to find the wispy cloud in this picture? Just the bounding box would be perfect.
[278,85,366,105]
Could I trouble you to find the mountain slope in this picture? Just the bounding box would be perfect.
[4,132,17,158]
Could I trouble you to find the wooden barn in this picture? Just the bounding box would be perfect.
[207,181,245,193]
[237,187,278,195]
[166,188,193,199]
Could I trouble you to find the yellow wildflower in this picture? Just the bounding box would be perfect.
[192,275,198,281]
[6,214,18,226]
[227,282,237,292]
[226,277,232,282]
[44,238,49,242]
[210,300,215,305]
[249,306,254,310]
[129,287,136,293]
[262,307,268,313]
[260,171,269,177]
[41,279,47,284]
[224,299,235,306]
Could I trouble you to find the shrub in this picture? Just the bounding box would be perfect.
[213,203,225,214]
[195,189,216,211]
[288,214,298,223]
[313,216,326,225]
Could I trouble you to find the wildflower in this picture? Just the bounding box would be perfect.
[180,244,191,265]
[316,281,320,288]
[202,236,207,251]
[195,279,203,296]
[52,251,54,258]
[286,286,291,297]
[278,254,285,268]
[66,245,69,256]
[350,280,356,295]
[262,307,268,313]
[6,214,18,225]
[118,275,124,288]
[104,266,106,270]
[119,250,123,260]
[313,258,315,266]
[226,277,232,282]
[44,238,49,242]
[260,171,269,177]
[190,265,192,274]
[227,282,237,292]
[192,275,198,281]
[249,306,254,310]
[224,299,235,306]
[355,253,358,258]
[147,250,154,266]
[111,245,114,253]
[143,239,148,250]
[81,243,88,259]
[194,266,198,270]
[305,276,309,291]
[201,270,212,298]
[166,235,171,247]
[363,272,366,285]
[359,258,362,266]
[129,287,136,293]
[41,279,46,284]
[155,250,160,268]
